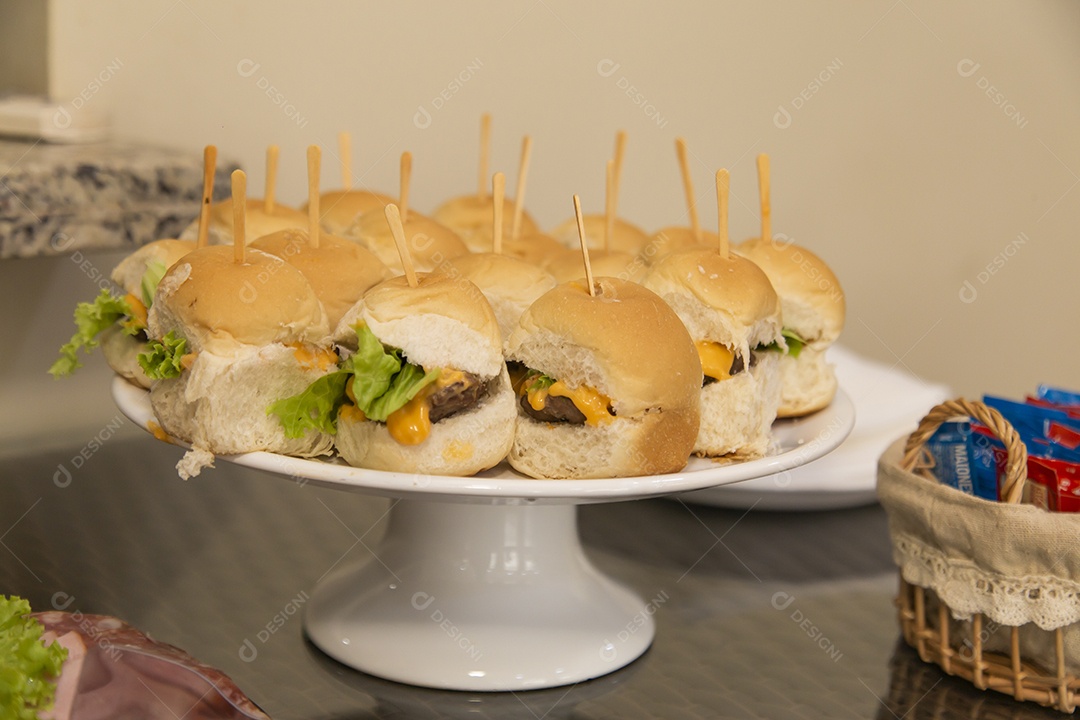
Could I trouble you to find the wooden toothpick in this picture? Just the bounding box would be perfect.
[232,169,247,263]
[612,129,627,214]
[339,131,352,190]
[676,138,701,243]
[307,145,321,249]
[196,145,216,249]
[511,135,532,241]
[574,195,596,297]
[757,153,771,244]
[604,160,616,253]
[716,169,730,259]
[399,151,412,224]
[385,204,418,288]
[477,113,491,199]
[492,172,505,255]
[264,145,279,213]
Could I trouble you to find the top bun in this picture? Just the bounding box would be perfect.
[546,248,646,284]
[501,232,572,268]
[148,245,329,354]
[550,215,651,255]
[443,253,557,341]
[250,229,393,329]
[737,237,845,345]
[642,248,783,362]
[347,210,469,274]
[334,272,503,379]
[644,227,718,266]
[306,189,393,236]
[433,195,539,253]
[508,277,702,418]
[111,239,196,296]
[204,199,308,245]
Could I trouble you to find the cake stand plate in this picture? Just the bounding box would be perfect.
[113,378,854,691]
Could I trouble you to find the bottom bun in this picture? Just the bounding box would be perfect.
[335,369,516,476]
[696,351,781,458]
[509,408,698,480]
[100,326,152,389]
[150,344,335,478]
[777,345,837,418]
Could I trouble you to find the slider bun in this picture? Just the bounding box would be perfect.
[506,278,701,479]
[179,199,308,246]
[150,344,335,478]
[737,238,845,345]
[642,248,782,363]
[775,345,837,417]
[148,245,329,355]
[443,253,557,342]
[695,352,782,457]
[546,249,646,284]
[335,367,516,476]
[111,239,196,296]
[645,227,718,266]
[550,215,651,255]
[433,195,539,253]
[501,232,571,268]
[100,325,152,389]
[250,229,393,329]
[347,210,469,273]
[306,189,393,235]
[335,272,503,379]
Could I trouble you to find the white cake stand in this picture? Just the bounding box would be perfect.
[113,378,854,692]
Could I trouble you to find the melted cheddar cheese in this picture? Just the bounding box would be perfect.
[124,293,148,329]
[386,384,434,445]
[338,403,367,423]
[695,341,735,382]
[526,380,615,426]
[291,344,339,372]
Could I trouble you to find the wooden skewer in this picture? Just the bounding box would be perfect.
[612,129,627,214]
[477,113,491,199]
[574,195,596,297]
[676,138,701,243]
[264,145,279,213]
[492,172,505,255]
[385,204,418,288]
[399,151,412,224]
[511,135,532,241]
[716,168,730,259]
[757,153,771,244]
[604,160,616,253]
[307,145,321,249]
[196,145,216,249]
[232,170,247,263]
[339,131,352,190]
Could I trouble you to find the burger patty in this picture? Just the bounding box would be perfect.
[703,351,758,386]
[428,372,488,424]
[518,392,586,424]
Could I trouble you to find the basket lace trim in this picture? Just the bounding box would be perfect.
[893,532,1080,630]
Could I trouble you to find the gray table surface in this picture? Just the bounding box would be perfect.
[0,435,1059,719]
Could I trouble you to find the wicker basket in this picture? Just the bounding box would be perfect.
[879,398,1080,713]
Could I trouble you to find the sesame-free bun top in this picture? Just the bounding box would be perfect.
[642,247,783,361]
[305,189,393,235]
[501,232,572,268]
[737,237,845,345]
[550,215,651,255]
[347,209,469,274]
[111,239,196,296]
[546,249,645,284]
[148,245,329,355]
[249,229,393,328]
[433,195,540,253]
[204,198,308,245]
[646,227,718,266]
[334,272,504,379]
[508,277,701,418]
[444,253,557,341]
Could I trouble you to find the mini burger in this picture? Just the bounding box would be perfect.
[642,247,785,458]
[50,238,196,388]
[250,229,392,330]
[550,215,650,256]
[433,195,539,253]
[443,253,557,344]
[179,198,307,246]
[545,248,646,284]
[274,273,516,476]
[737,237,845,417]
[143,245,335,479]
[346,210,468,274]
[506,277,702,479]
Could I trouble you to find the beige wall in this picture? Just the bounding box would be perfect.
[5,1,1079,449]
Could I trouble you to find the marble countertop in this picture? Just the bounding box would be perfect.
[0,139,235,259]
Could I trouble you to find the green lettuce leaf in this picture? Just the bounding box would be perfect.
[268,325,440,437]
[0,595,68,720]
[781,328,807,358]
[522,369,555,394]
[49,290,134,377]
[140,260,168,308]
[138,330,188,380]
